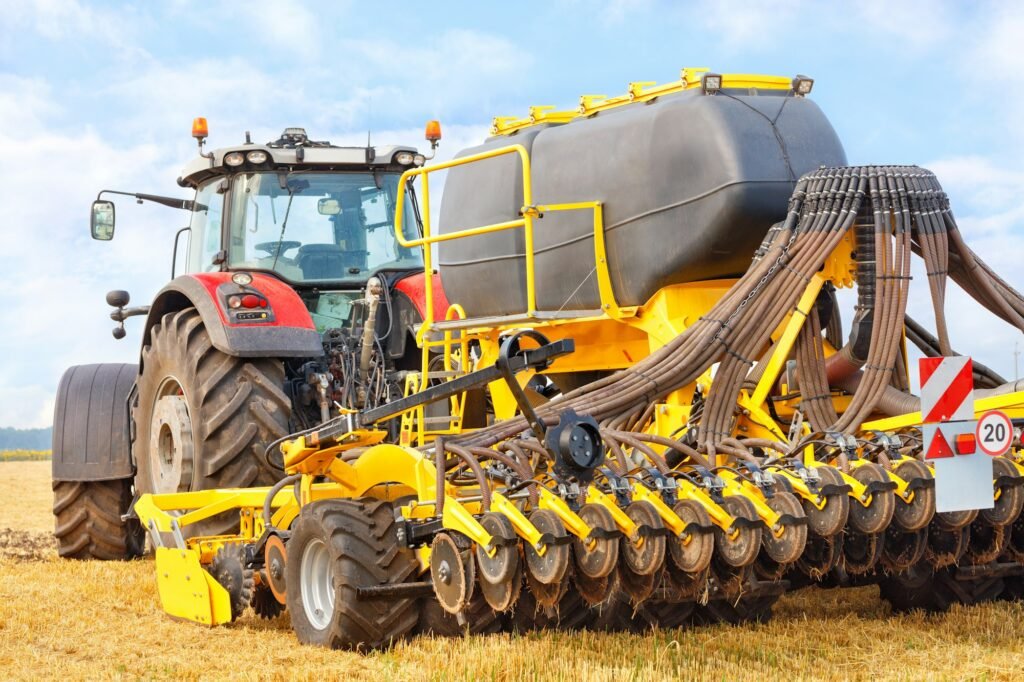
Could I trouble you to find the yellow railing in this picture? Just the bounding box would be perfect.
[393,144,627,338]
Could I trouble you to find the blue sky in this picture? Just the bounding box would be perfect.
[2,0,1024,427]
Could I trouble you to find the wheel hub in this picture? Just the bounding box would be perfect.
[149,391,194,493]
[300,537,334,631]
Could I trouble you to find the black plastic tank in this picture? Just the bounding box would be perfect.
[437,88,846,317]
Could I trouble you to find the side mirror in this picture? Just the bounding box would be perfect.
[91,200,115,240]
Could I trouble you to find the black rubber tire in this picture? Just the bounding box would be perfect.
[878,566,1003,613]
[286,498,419,650]
[416,594,504,637]
[134,309,289,534]
[52,479,144,560]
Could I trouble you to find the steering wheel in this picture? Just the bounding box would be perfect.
[254,241,302,257]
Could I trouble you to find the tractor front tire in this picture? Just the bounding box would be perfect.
[133,308,289,534]
[286,498,420,650]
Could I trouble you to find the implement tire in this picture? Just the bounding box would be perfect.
[52,479,144,560]
[286,498,419,650]
[134,308,289,535]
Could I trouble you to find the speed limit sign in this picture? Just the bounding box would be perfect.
[976,410,1013,456]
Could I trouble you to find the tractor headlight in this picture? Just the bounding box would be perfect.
[413,154,426,166]
[231,272,253,286]
[246,150,268,164]
[224,152,245,167]
[395,151,414,165]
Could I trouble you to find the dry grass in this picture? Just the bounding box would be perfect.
[2,460,1024,681]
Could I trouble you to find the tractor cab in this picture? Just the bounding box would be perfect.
[179,124,427,331]
[91,121,438,332]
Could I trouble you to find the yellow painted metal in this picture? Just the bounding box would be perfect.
[586,486,640,541]
[489,492,546,551]
[750,275,825,408]
[492,68,796,135]
[394,144,538,324]
[629,482,689,539]
[154,547,233,626]
[536,487,593,543]
[864,390,1024,432]
[718,471,784,536]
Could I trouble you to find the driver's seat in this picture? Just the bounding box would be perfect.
[296,244,346,280]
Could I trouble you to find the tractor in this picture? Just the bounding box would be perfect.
[52,120,447,556]
[53,68,1024,650]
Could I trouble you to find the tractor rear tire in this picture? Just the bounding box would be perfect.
[286,498,419,650]
[52,479,144,560]
[134,308,289,535]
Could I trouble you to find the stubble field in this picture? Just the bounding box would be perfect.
[2,459,1024,681]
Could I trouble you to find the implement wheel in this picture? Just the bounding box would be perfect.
[134,309,289,535]
[286,498,419,650]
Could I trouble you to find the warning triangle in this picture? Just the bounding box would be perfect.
[926,428,955,460]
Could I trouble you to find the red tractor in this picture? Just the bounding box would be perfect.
[52,120,446,558]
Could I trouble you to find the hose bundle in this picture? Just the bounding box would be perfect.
[449,166,1024,456]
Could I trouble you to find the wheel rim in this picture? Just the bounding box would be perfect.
[300,537,334,631]
[148,376,194,493]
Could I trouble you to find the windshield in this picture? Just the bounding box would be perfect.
[227,171,422,283]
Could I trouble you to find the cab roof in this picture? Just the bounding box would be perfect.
[178,127,419,188]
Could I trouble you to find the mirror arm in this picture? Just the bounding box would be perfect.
[97,189,195,212]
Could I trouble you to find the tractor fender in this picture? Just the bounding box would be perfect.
[141,273,322,366]
[393,272,450,322]
[52,363,137,482]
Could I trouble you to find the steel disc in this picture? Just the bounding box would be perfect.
[842,531,883,575]
[803,465,849,537]
[263,534,288,605]
[881,527,928,573]
[666,565,710,602]
[891,459,935,532]
[1008,517,1024,563]
[714,495,762,568]
[476,512,519,586]
[965,520,1008,565]
[847,462,896,535]
[573,566,612,606]
[762,491,808,564]
[525,562,568,608]
[573,503,619,579]
[926,524,970,569]
[934,506,978,531]
[617,561,658,604]
[796,533,843,581]
[479,564,521,612]
[980,457,1024,527]
[621,500,666,576]
[710,563,752,604]
[669,499,714,575]
[431,532,471,614]
[524,509,571,586]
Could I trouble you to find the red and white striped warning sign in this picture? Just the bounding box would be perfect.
[920,356,975,424]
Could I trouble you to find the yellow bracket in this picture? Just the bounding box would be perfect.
[585,486,640,543]
[718,471,784,536]
[537,487,593,542]
[769,468,827,511]
[489,491,545,553]
[630,482,689,540]
[154,547,233,626]
[673,477,738,538]
[818,460,871,506]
